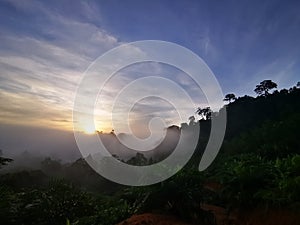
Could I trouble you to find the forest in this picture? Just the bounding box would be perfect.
[1,80,300,225]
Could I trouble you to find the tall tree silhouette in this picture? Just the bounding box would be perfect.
[223,93,236,103]
[196,107,212,120]
[254,80,277,96]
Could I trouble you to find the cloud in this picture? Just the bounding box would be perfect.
[0,1,122,130]
[2,0,299,134]
[83,57,222,134]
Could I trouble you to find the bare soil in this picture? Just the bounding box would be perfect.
[117,213,192,225]
[117,207,300,225]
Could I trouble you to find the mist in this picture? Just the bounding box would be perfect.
[0,123,81,161]
[0,122,185,172]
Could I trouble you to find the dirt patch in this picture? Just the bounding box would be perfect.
[117,207,300,225]
[116,213,192,225]
[237,208,300,225]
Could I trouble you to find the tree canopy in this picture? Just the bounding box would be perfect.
[254,80,277,96]
[196,107,212,120]
[0,150,12,169]
[223,93,236,103]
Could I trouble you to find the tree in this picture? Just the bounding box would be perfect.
[196,107,212,120]
[127,152,148,166]
[188,116,196,125]
[223,93,236,103]
[297,81,300,88]
[0,149,12,169]
[254,80,277,96]
[41,157,62,176]
[0,157,12,169]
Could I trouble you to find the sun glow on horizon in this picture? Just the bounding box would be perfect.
[83,126,96,134]
[78,120,97,134]
[79,120,112,135]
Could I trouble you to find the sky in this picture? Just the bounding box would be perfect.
[0,0,300,140]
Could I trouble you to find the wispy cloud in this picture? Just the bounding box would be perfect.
[0,1,121,130]
[1,0,299,133]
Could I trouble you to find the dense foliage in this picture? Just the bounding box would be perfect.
[1,81,300,224]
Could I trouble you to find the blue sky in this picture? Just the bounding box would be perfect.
[0,0,299,132]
